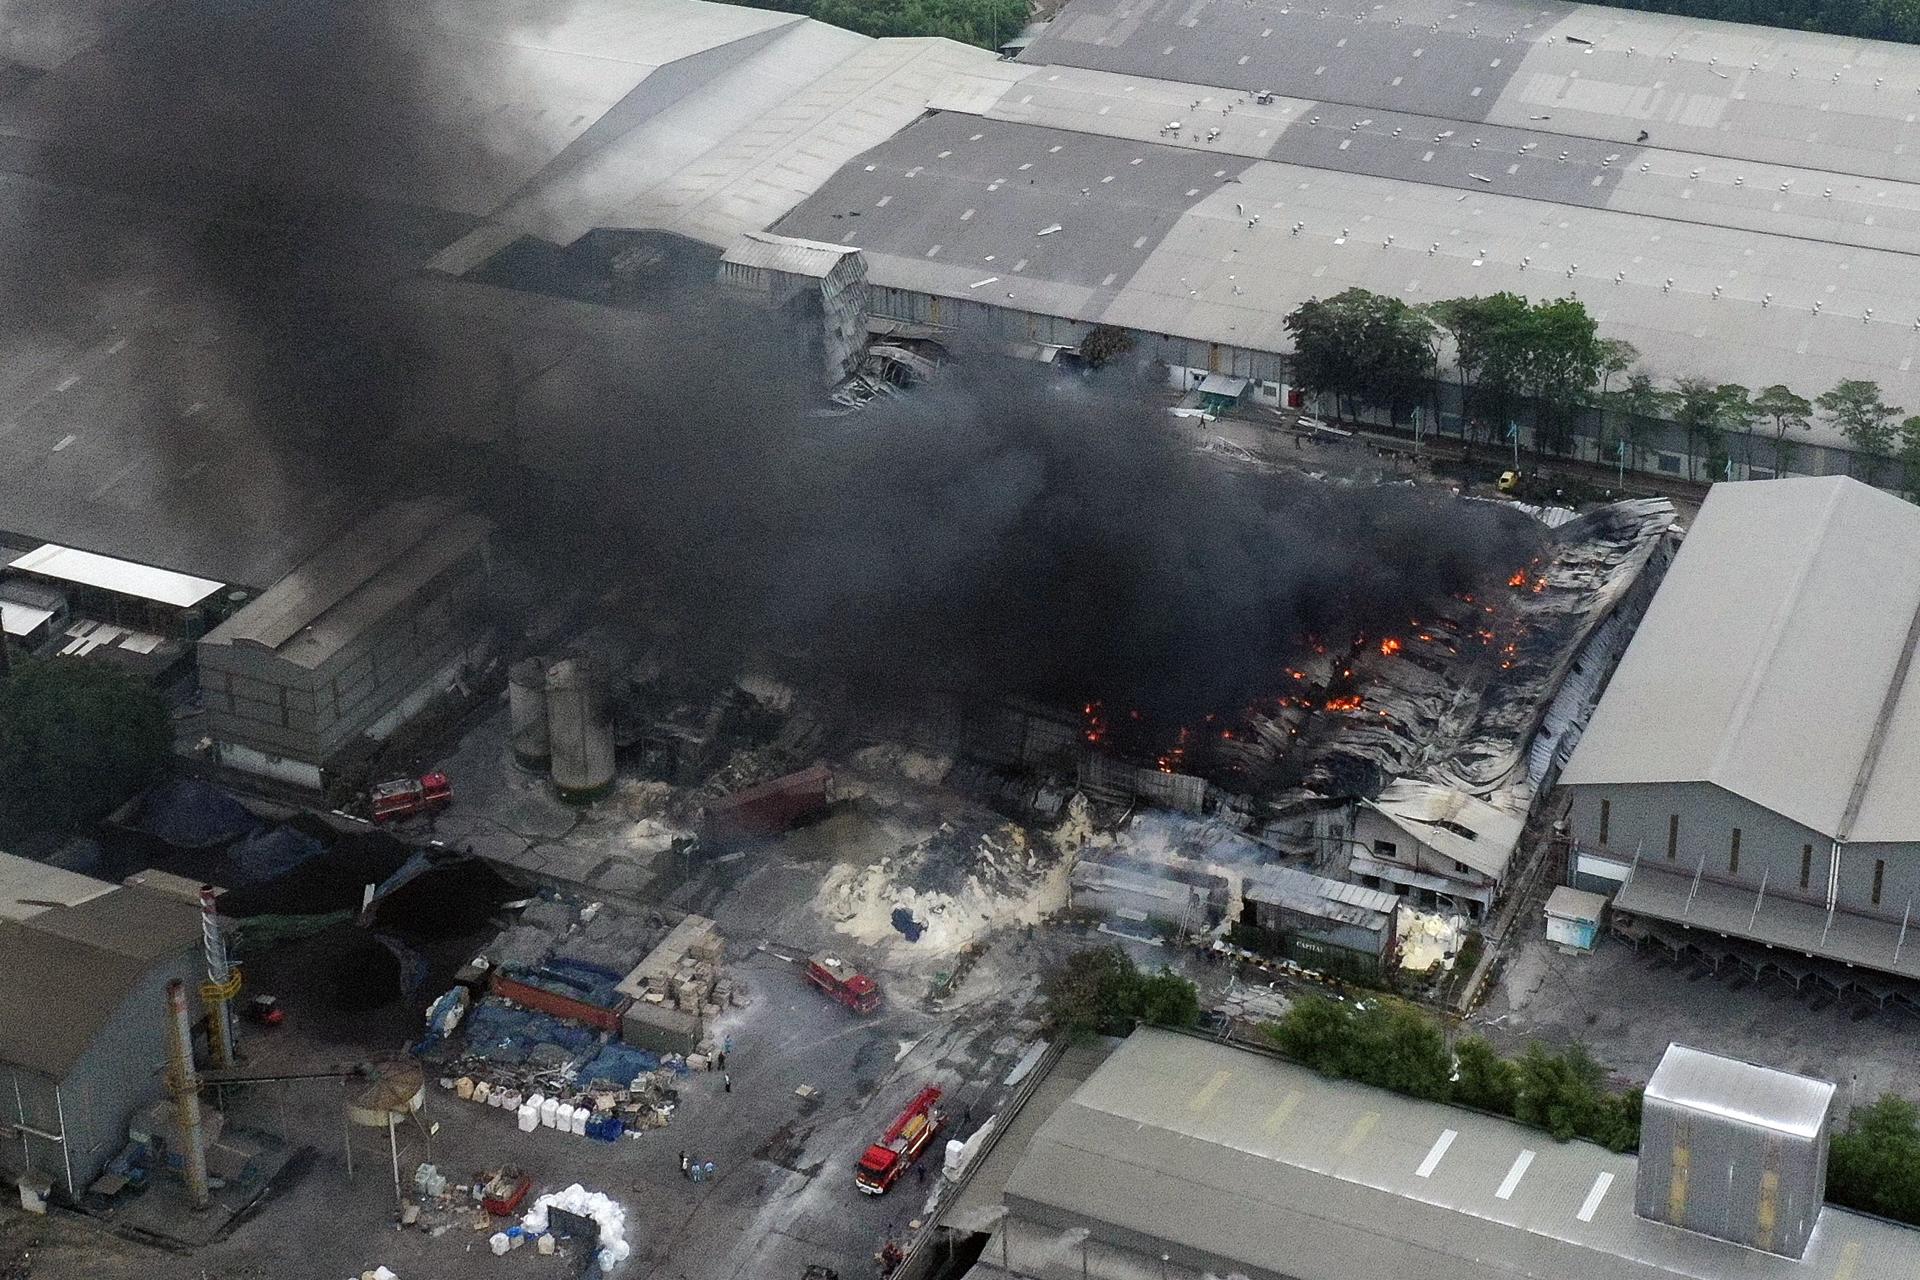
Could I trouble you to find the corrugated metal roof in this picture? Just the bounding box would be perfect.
[1363,781,1525,881]
[1562,477,1920,842]
[9,544,222,609]
[1243,863,1397,929]
[721,230,856,277]
[1645,1044,1834,1140]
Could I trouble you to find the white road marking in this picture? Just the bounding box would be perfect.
[1415,1129,1457,1178]
[55,375,79,392]
[1496,1149,1535,1200]
[51,434,76,452]
[1577,1171,1613,1222]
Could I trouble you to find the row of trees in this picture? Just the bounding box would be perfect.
[1284,287,1920,487]
[1041,944,1201,1040]
[1604,0,1920,45]
[1265,994,1643,1151]
[715,0,1028,49]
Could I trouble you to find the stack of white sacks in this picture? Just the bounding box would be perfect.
[520,1184,631,1270]
[514,1093,590,1135]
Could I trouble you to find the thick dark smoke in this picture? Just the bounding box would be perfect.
[2,1,1539,725]
[507,314,1537,721]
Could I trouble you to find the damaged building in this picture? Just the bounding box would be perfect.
[1564,476,1920,987]
[1349,781,1524,922]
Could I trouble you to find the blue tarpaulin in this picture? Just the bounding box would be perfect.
[133,779,258,848]
[891,907,924,942]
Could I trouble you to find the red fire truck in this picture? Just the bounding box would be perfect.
[855,1086,944,1195]
[370,772,452,823]
[805,954,881,1015]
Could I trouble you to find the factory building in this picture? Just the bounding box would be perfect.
[0,855,203,1199]
[1349,781,1525,921]
[197,497,493,792]
[1239,865,1400,980]
[1561,476,1920,983]
[957,1027,1902,1280]
[1,542,230,677]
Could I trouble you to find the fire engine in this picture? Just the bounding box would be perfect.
[854,1086,943,1195]
[370,772,453,823]
[805,954,881,1015]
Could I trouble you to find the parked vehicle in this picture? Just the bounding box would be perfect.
[242,994,284,1026]
[370,772,452,823]
[805,954,881,1015]
[855,1086,944,1195]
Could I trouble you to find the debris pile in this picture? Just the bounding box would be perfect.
[816,819,1067,956]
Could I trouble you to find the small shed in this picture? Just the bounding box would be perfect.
[1240,865,1400,980]
[1544,886,1608,952]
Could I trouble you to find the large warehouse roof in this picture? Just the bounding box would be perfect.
[1000,1027,1914,1280]
[771,0,1920,445]
[1561,476,1920,843]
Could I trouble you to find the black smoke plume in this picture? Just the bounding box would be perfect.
[2,2,1539,726]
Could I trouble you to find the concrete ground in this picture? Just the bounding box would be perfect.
[1475,919,1916,1116]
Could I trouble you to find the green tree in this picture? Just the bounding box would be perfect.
[1828,1095,1920,1224]
[1512,1042,1607,1142]
[1265,994,1355,1073]
[1285,288,1436,424]
[1818,380,1902,479]
[1427,293,1531,446]
[1078,324,1136,370]
[1670,377,1729,483]
[1606,371,1671,476]
[1041,945,1199,1040]
[1752,384,1813,476]
[1452,1035,1521,1116]
[0,659,171,840]
[1135,968,1202,1028]
[1518,297,1602,458]
[1899,415,1920,497]
[1711,382,1757,477]
[807,0,1028,48]
[1357,1001,1454,1100]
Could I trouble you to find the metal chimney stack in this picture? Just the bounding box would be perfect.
[200,886,238,1069]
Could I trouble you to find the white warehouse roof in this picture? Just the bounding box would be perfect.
[9,543,223,609]
[1644,1044,1835,1140]
[1561,476,1920,844]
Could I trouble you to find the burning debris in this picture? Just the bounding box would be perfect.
[1064,497,1677,818]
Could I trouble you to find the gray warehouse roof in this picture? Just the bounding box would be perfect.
[1001,1026,1916,1280]
[1561,476,1920,843]
[772,0,1920,443]
[201,496,490,671]
[0,885,201,1080]
[1645,1044,1834,1139]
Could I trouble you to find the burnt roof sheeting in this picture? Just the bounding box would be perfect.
[1000,1027,1916,1280]
[0,885,201,1080]
[1563,477,1920,843]
[1645,1044,1835,1140]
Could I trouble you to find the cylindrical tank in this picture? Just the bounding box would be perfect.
[508,657,551,769]
[546,657,615,798]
